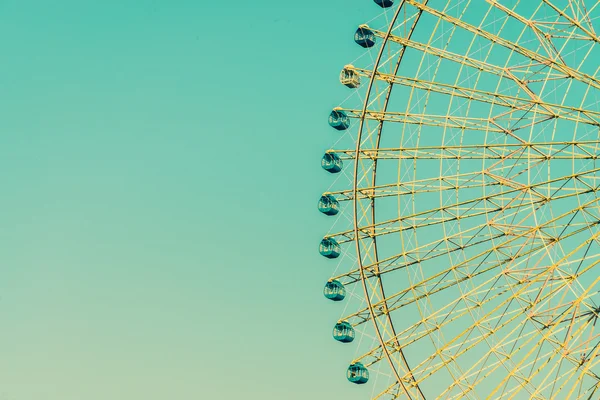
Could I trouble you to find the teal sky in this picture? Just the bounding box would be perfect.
[0,1,377,399]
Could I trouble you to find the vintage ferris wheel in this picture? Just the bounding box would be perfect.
[317,0,600,398]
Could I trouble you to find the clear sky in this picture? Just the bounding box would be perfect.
[0,0,377,399]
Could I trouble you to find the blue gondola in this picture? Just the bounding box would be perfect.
[329,109,350,130]
[347,362,369,384]
[333,321,355,342]
[319,238,340,259]
[318,194,339,216]
[340,65,360,88]
[374,0,394,8]
[354,26,376,48]
[324,280,346,301]
[321,153,343,173]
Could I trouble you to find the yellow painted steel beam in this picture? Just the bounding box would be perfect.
[405,0,600,91]
[328,168,600,243]
[541,0,600,43]
[348,66,600,127]
[343,196,600,328]
[332,140,600,161]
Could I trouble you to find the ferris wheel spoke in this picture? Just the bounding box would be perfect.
[333,196,594,290]
[333,140,600,161]
[541,0,600,43]
[398,270,599,394]
[346,67,599,123]
[339,108,515,133]
[440,341,545,399]
[343,196,600,332]
[511,350,587,399]
[406,308,542,391]
[374,238,574,326]
[373,28,566,89]
[367,248,571,366]
[383,72,600,127]
[488,315,600,398]
[487,258,600,397]
[331,223,504,288]
[403,0,600,91]
[328,168,600,244]
[333,195,531,244]
[436,319,557,394]
[355,278,542,370]
[328,171,493,202]
[486,0,567,64]
[469,302,600,397]
[464,343,578,399]
[330,154,599,204]
[344,238,547,327]
[552,337,600,398]
[364,212,600,394]
[521,342,581,397]
[574,349,600,397]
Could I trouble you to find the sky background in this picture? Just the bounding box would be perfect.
[0,0,380,399]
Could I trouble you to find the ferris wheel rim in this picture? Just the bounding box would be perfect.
[352,1,427,397]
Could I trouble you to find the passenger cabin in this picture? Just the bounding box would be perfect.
[319,238,340,259]
[347,362,369,384]
[374,0,394,7]
[321,153,343,173]
[324,280,346,301]
[340,65,360,88]
[328,109,350,130]
[333,321,355,342]
[318,194,339,216]
[354,26,376,48]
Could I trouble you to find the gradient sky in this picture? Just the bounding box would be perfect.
[0,0,382,399]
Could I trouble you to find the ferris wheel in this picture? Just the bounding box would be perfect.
[317,0,600,398]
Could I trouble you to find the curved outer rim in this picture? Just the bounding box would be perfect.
[353,1,427,398]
